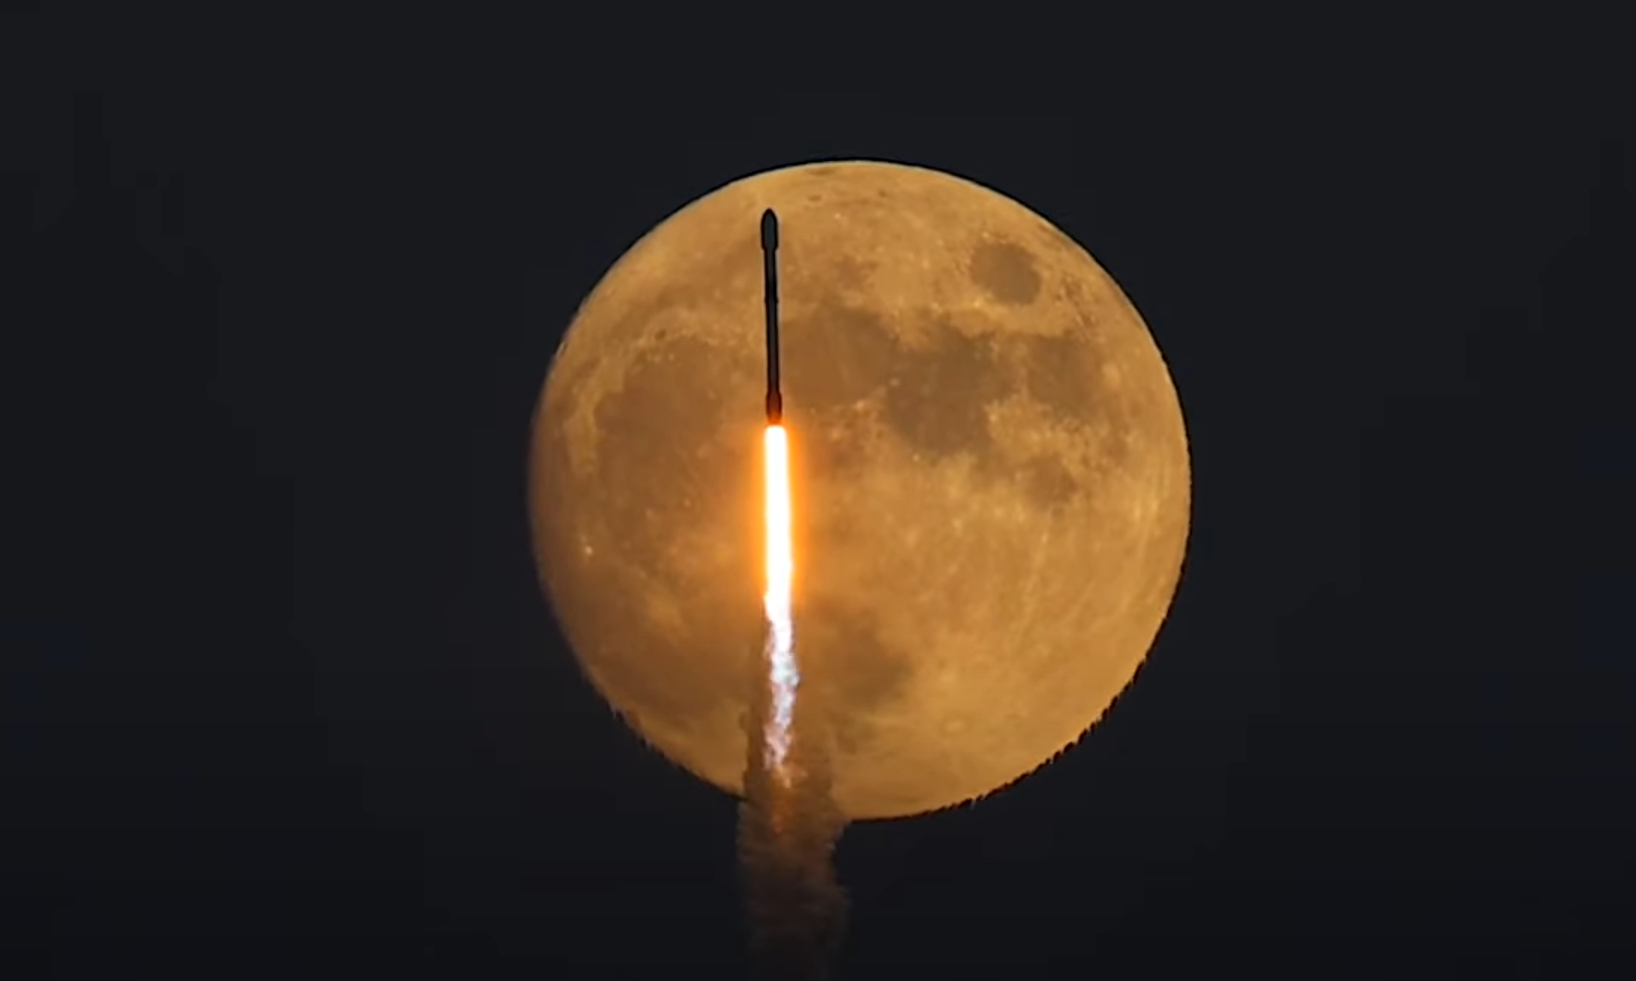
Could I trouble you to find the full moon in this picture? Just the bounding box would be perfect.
[529,161,1190,820]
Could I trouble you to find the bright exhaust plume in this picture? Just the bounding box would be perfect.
[762,424,797,780]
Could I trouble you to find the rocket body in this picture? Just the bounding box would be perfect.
[761,209,782,424]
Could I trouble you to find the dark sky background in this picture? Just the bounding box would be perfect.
[3,6,1632,979]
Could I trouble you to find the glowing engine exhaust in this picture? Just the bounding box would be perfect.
[762,422,797,781]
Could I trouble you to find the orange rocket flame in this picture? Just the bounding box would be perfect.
[763,424,797,784]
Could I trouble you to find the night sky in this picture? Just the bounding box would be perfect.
[4,7,1631,978]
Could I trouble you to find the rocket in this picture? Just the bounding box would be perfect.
[761,208,782,424]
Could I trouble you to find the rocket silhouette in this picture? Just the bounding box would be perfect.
[761,208,782,424]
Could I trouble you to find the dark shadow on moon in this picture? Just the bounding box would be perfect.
[829,256,874,292]
[784,300,1019,480]
[799,405,873,484]
[784,291,1108,507]
[792,595,914,758]
[1020,333,1100,424]
[593,336,744,546]
[536,433,724,728]
[1016,454,1079,512]
[571,335,759,726]
[969,240,1042,305]
[782,301,897,412]
[881,318,1010,462]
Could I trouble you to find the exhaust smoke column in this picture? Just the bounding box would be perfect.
[739,208,849,981]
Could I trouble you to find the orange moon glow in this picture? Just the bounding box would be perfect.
[529,161,1191,819]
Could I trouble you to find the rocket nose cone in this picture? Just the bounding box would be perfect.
[761,209,779,250]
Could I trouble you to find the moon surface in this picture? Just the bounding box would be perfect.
[529,161,1190,820]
